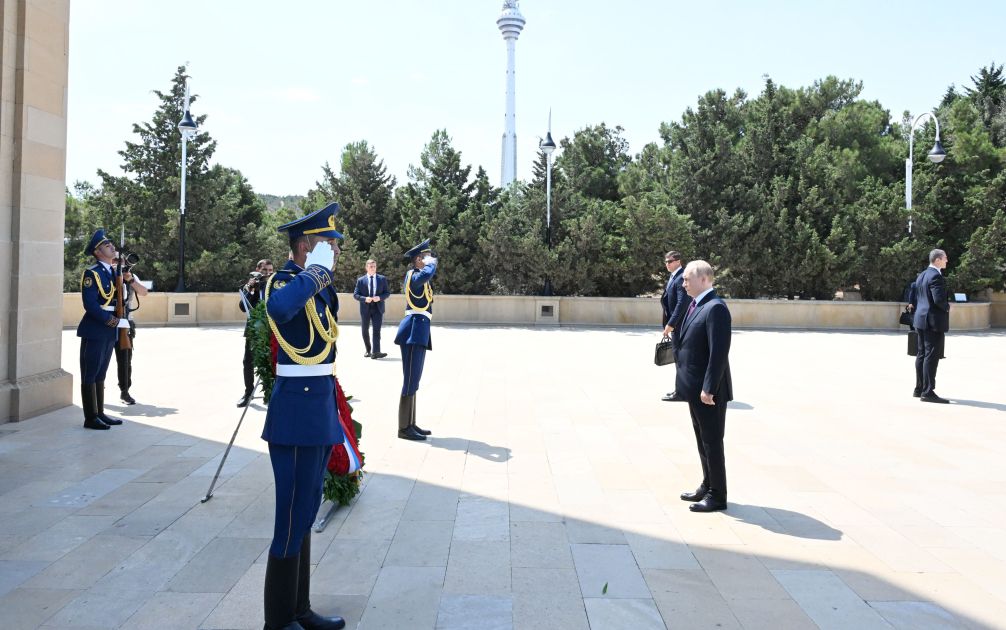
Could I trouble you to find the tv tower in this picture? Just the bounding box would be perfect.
[497,0,525,187]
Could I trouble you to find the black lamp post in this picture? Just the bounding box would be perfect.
[905,111,946,234]
[176,81,197,292]
[540,111,556,296]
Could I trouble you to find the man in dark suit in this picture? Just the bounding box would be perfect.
[675,260,733,513]
[353,259,391,359]
[660,251,688,402]
[912,249,951,403]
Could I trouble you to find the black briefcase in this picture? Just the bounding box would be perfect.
[654,337,675,366]
[899,308,913,326]
[908,331,946,358]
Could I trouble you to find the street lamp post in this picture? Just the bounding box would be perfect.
[176,81,198,292]
[906,111,946,234]
[539,110,556,296]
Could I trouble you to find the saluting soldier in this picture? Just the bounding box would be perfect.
[261,203,346,630]
[77,229,132,430]
[394,238,437,441]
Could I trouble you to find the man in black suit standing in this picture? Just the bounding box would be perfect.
[912,249,951,403]
[675,260,733,513]
[661,251,688,402]
[353,259,391,359]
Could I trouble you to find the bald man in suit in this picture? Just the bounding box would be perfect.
[675,260,733,513]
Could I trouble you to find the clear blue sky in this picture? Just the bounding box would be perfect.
[67,0,1005,196]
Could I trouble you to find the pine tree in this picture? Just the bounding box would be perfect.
[95,66,269,291]
[312,141,397,252]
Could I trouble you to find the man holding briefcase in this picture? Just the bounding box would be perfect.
[660,251,688,401]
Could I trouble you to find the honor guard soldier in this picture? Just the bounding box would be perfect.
[77,229,131,430]
[394,239,437,441]
[261,203,346,630]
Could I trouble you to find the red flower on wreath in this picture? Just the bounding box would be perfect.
[327,377,362,475]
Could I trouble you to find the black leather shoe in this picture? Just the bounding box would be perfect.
[398,427,426,441]
[120,391,136,405]
[84,416,110,430]
[296,610,345,630]
[912,389,922,398]
[689,496,727,512]
[662,392,686,402]
[680,486,708,502]
[921,394,950,404]
[364,351,371,358]
[371,352,387,359]
[413,425,432,436]
[237,393,252,408]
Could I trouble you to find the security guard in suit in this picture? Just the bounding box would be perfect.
[394,239,437,441]
[77,229,131,430]
[262,203,346,630]
[912,248,951,403]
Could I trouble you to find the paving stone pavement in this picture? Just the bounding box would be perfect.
[0,325,1003,629]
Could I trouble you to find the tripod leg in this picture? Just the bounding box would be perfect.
[201,377,260,503]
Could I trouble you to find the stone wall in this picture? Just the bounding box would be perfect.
[1,0,73,423]
[63,292,994,331]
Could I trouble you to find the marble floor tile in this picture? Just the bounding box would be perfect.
[570,544,650,599]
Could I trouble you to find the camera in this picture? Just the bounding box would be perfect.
[244,271,266,292]
[116,250,140,270]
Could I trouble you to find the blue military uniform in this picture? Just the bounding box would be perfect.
[394,238,437,440]
[261,203,346,630]
[77,229,125,430]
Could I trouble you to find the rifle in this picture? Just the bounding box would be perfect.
[116,226,132,351]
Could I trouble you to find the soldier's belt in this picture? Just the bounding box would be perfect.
[276,363,334,377]
[404,310,431,319]
[100,305,115,312]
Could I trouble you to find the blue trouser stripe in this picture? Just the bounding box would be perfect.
[269,443,330,558]
[80,337,115,385]
[401,344,426,396]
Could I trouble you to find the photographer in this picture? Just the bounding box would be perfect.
[237,258,274,407]
[113,249,148,405]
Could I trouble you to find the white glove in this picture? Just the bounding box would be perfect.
[422,255,437,266]
[116,318,131,329]
[305,241,335,270]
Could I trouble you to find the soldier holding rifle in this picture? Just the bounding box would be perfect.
[76,229,135,430]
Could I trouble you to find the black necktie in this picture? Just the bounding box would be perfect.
[370,276,375,297]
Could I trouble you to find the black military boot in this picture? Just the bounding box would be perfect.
[397,395,424,440]
[294,533,345,630]
[264,554,304,630]
[410,395,431,436]
[94,382,123,426]
[82,384,109,430]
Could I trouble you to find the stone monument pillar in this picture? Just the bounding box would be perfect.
[0,0,73,423]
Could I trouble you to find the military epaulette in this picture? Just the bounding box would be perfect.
[268,270,296,291]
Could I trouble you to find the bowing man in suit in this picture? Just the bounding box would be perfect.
[353,259,391,359]
[261,203,346,630]
[675,260,733,513]
[912,248,951,403]
[660,251,689,402]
